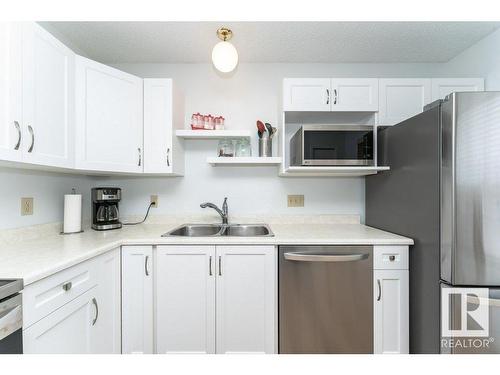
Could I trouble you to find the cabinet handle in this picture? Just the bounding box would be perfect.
[27,125,34,152]
[62,281,72,291]
[166,148,170,167]
[334,89,338,105]
[377,279,382,301]
[92,297,98,326]
[218,256,222,276]
[326,89,330,105]
[138,147,142,166]
[14,121,21,150]
[389,255,396,262]
[145,255,150,276]
[209,256,213,276]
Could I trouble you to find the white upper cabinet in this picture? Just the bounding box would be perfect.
[0,22,74,167]
[143,79,184,175]
[331,79,379,111]
[283,78,378,112]
[283,78,331,111]
[378,79,432,125]
[155,246,216,354]
[216,246,276,354]
[21,23,75,168]
[121,246,154,354]
[75,56,143,173]
[0,23,22,162]
[431,78,484,101]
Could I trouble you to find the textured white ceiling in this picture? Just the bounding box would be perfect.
[40,21,500,64]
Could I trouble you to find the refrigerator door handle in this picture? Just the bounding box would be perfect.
[467,295,500,308]
[284,252,368,262]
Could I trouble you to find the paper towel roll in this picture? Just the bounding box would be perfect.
[63,194,82,233]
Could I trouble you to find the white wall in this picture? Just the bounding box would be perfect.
[444,28,500,90]
[0,168,96,230]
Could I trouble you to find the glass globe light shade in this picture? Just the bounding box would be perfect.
[211,41,238,73]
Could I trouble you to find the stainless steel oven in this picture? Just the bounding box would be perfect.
[290,125,374,166]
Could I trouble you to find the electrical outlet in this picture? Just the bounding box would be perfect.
[21,197,34,216]
[287,195,304,207]
[150,195,158,207]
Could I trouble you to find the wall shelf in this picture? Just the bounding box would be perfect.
[176,129,251,139]
[279,166,390,177]
[207,157,282,167]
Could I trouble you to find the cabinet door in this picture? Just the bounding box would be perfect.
[22,23,75,168]
[379,79,431,125]
[0,22,22,162]
[143,79,173,174]
[216,246,276,354]
[283,78,331,111]
[23,288,97,354]
[121,246,153,354]
[156,245,216,354]
[75,55,143,173]
[91,248,121,353]
[331,78,378,111]
[431,78,484,101]
[374,270,409,354]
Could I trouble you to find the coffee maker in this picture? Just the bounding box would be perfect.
[91,187,122,230]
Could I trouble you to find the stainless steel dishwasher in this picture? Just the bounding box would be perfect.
[279,246,373,353]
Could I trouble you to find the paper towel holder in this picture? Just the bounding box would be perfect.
[61,188,84,235]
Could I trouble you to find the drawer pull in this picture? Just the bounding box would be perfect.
[389,255,396,262]
[92,297,98,326]
[62,282,72,291]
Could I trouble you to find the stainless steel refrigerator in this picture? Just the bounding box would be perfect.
[366,92,500,354]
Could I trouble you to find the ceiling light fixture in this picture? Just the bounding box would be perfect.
[211,27,238,73]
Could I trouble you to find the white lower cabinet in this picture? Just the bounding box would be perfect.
[153,245,276,354]
[121,245,154,354]
[373,246,409,354]
[216,246,276,354]
[155,246,216,354]
[23,248,121,354]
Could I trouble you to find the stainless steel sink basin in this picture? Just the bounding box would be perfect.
[162,223,274,237]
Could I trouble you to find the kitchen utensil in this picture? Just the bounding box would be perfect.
[265,123,273,137]
[271,127,278,139]
[257,120,266,138]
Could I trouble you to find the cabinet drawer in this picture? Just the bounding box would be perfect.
[373,246,408,270]
[23,258,98,328]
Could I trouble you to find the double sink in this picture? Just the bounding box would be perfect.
[162,223,274,237]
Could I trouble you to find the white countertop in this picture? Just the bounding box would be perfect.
[0,220,413,286]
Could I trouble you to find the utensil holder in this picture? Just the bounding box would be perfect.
[259,138,272,157]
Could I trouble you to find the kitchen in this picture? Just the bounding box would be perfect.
[1,2,500,370]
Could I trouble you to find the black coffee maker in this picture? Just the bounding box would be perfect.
[91,187,122,230]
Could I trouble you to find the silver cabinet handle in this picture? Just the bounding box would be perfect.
[62,282,72,291]
[14,121,21,150]
[218,256,222,276]
[377,279,382,301]
[334,89,338,105]
[209,256,213,276]
[145,255,150,276]
[166,148,170,166]
[27,125,34,152]
[326,89,330,105]
[284,252,368,262]
[389,255,396,262]
[138,147,142,166]
[92,297,98,326]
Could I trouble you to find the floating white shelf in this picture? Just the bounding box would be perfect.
[207,157,283,166]
[176,129,251,139]
[279,166,390,177]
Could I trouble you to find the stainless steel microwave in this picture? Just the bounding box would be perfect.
[290,125,374,166]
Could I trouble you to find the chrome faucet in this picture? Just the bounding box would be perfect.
[200,197,228,224]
